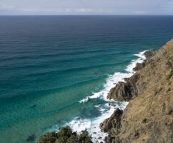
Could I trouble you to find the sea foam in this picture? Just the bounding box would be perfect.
[63,51,146,143]
[79,51,146,103]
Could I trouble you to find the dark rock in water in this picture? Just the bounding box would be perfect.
[107,81,134,101]
[107,73,140,101]
[76,117,81,120]
[100,123,103,127]
[100,108,123,133]
[123,78,129,81]
[144,49,155,59]
[109,103,116,107]
[104,134,115,143]
[98,136,102,139]
[133,49,155,71]
[107,82,132,101]
[133,62,146,71]
[26,134,35,142]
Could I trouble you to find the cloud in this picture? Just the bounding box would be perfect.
[75,8,92,13]
[134,11,147,14]
[161,1,173,8]
[0,0,173,15]
[0,4,15,10]
[64,8,92,13]
[19,8,39,12]
[64,8,113,14]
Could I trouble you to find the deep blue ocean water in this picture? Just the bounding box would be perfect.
[0,15,173,143]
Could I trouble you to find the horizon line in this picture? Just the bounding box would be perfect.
[0,14,173,16]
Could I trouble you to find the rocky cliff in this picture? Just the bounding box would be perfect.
[101,39,173,143]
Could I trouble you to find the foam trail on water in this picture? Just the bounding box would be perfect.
[80,50,146,103]
[68,102,128,143]
[59,51,146,143]
[126,51,146,73]
[79,72,132,104]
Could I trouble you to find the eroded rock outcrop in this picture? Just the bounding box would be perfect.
[107,72,141,101]
[107,82,132,101]
[143,49,155,59]
[133,49,155,71]
[100,108,123,133]
[100,108,123,143]
[107,49,156,102]
[102,39,173,143]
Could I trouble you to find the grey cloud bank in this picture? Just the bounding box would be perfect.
[0,0,173,15]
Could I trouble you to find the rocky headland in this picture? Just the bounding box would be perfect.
[100,39,173,143]
[36,39,173,143]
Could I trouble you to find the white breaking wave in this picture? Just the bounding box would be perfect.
[79,50,146,103]
[126,51,146,73]
[67,102,128,143]
[60,51,146,143]
[79,72,132,104]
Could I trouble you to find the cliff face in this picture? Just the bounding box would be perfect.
[102,39,173,143]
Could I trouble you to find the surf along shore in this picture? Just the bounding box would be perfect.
[100,39,173,143]
[36,39,173,143]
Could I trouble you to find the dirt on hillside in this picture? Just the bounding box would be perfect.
[100,39,173,143]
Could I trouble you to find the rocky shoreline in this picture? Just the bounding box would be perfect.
[107,49,155,102]
[100,39,173,143]
[36,39,173,143]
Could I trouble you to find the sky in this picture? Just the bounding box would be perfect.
[0,0,173,15]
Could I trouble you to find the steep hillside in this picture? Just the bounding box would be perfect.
[101,39,173,143]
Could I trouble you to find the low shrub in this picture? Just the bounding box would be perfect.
[142,118,147,123]
[167,88,171,92]
[36,132,57,143]
[168,109,173,115]
[168,54,173,60]
[36,126,92,143]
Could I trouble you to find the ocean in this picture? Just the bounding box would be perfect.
[0,15,173,143]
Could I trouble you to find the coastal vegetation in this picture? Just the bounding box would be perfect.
[100,39,173,142]
[36,126,92,143]
[142,118,147,123]
[168,109,173,115]
[36,39,173,143]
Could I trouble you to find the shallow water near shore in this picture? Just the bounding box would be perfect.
[0,15,173,143]
[65,50,146,143]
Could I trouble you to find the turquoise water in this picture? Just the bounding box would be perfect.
[0,16,173,143]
